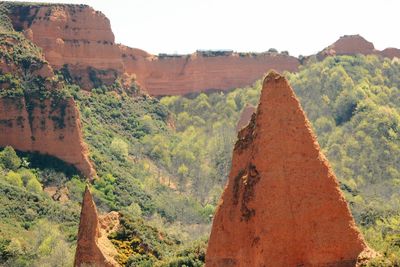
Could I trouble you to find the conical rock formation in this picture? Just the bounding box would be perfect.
[74,186,120,267]
[206,71,372,267]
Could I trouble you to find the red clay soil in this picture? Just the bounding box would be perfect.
[206,71,373,267]
[74,186,120,267]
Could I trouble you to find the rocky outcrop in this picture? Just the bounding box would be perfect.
[7,3,125,90]
[318,34,400,60]
[318,35,375,58]
[206,71,373,266]
[236,104,256,132]
[75,186,120,267]
[8,3,117,64]
[0,96,96,178]
[380,47,400,59]
[44,186,70,202]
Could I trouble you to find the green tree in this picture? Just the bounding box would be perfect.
[124,203,142,217]
[0,146,21,171]
[18,169,38,186]
[110,138,129,160]
[26,177,42,194]
[4,171,23,187]
[177,164,189,192]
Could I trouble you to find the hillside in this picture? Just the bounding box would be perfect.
[4,54,393,266]
[0,3,210,265]
[1,46,399,267]
[159,55,400,265]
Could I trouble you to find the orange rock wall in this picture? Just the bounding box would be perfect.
[9,4,125,90]
[206,72,370,266]
[10,4,122,69]
[124,52,300,95]
[0,97,95,178]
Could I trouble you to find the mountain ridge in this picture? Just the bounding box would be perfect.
[5,2,400,95]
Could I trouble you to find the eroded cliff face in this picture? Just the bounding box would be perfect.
[6,4,300,94]
[8,4,125,89]
[9,4,118,66]
[75,186,120,267]
[7,5,400,96]
[123,51,300,95]
[206,71,373,267]
[0,96,95,178]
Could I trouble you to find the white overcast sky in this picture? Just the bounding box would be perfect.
[5,0,400,56]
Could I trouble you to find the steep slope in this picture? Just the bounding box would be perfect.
[206,71,372,266]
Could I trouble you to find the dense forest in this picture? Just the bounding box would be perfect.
[0,17,399,265]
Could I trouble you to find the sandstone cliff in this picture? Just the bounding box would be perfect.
[6,4,400,96]
[12,5,117,64]
[75,186,120,267]
[123,51,300,95]
[7,3,125,89]
[206,71,373,266]
[0,19,96,178]
[6,3,300,94]
[0,96,95,178]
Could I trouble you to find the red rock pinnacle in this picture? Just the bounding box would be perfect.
[74,186,119,267]
[206,71,372,266]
